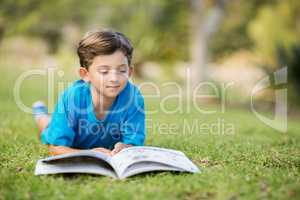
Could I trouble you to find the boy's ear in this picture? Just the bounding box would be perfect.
[79,67,90,82]
[128,65,133,78]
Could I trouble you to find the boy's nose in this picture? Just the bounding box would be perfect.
[109,71,120,82]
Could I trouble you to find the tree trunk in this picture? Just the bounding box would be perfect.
[190,0,227,88]
[0,18,4,46]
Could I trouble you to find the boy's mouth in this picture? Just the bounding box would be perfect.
[106,85,120,89]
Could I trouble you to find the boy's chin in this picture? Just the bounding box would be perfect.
[103,91,121,98]
[93,87,121,98]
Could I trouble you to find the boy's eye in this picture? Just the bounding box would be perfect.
[119,68,127,73]
[97,68,127,74]
[99,70,108,74]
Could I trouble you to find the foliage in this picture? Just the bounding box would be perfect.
[209,0,273,59]
[1,0,299,65]
[100,0,190,62]
[248,0,300,67]
[0,0,100,52]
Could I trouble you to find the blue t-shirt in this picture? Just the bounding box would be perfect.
[41,79,145,149]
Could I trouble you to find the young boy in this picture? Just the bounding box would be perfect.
[32,29,145,156]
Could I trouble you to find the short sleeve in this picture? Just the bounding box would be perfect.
[121,90,146,146]
[41,91,76,147]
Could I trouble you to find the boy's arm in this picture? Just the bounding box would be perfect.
[48,145,111,156]
[111,90,145,156]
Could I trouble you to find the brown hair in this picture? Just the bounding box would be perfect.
[77,29,133,69]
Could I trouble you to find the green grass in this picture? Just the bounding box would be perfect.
[0,66,299,200]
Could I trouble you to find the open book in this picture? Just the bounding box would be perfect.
[35,146,200,179]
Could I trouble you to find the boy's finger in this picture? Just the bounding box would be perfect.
[111,149,119,156]
[93,148,111,155]
[102,149,111,155]
[111,146,122,156]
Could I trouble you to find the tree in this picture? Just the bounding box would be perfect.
[189,0,227,88]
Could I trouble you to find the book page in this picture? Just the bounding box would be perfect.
[41,150,112,163]
[35,150,116,178]
[111,146,199,176]
[120,161,184,179]
[35,158,117,178]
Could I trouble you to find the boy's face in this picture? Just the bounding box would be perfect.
[80,50,132,99]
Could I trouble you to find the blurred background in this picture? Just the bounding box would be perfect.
[0,0,300,114]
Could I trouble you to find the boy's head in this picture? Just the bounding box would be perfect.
[77,29,133,98]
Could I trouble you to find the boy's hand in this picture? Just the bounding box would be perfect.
[111,142,132,156]
[92,147,112,156]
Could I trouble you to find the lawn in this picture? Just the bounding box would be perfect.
[0,66,299,200]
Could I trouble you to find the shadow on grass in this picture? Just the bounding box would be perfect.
[39,171,188,181]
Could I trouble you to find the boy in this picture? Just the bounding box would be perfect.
[32,29,145,156]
